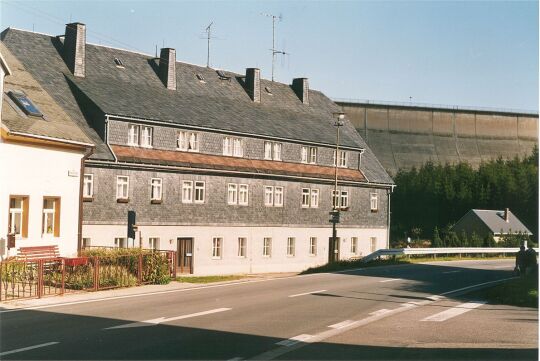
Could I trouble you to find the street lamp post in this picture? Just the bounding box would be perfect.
[329,112,345,264]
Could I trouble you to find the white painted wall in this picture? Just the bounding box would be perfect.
[0,140,83,259]
[82,224,388,276]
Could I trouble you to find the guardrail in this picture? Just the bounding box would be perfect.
[360,247,534,263]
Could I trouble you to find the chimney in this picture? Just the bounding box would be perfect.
[292,78,309,105]
[159,48,176,90]
[504,208,510,222]
[64,22,86,78]
[245,68,261,103]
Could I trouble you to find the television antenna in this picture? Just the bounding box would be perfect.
[261,12,289,82]
[205,21,213,68]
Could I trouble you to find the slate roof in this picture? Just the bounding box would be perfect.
[0,42,92,145]
[465,209,531,235]
[112,145,368,183]
[1,27,393,184]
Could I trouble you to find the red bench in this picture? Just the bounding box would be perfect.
[17,245,61,261]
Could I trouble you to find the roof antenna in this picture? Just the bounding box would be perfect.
[261,13,289,82]
[205,21,213,68]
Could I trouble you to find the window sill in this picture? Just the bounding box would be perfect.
[371,209,378,213]
[83,197,94,202]
[151,199,162,204]
[117,198,129,203]
[340,207,349,211]
[212,257,222,260]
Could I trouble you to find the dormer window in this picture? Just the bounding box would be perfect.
[196,74,206,83]
[127,124,153,148]
[8,91,43,117]
[223,136,243,157]
[177,131,199,152]
[264,86,273,95]
[114,58,125,68]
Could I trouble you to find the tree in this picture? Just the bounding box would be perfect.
[460,230,469,247]
[432,227,443,248]
[483,233,496,247]
[470,232,482,247]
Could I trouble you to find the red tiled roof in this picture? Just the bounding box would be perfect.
[111,145,367,183]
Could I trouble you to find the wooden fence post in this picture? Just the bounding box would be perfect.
[37,260,43,298]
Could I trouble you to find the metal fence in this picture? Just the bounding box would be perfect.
[0,251,176,302]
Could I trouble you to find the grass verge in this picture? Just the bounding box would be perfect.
[175,275,246,283]
[300,255,514,274]
[471,274,538,308]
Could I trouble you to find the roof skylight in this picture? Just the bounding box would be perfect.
[196,74,206,82]
[265,86,273,95]
[8,91,43,117]
[216,70,230,80]
[114,58,125,68]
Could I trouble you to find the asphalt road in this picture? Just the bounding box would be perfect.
[0,259,537,360]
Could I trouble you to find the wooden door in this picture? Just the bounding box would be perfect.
[177,238,194,274]
[328,237,340,263]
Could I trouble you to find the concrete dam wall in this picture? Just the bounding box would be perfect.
[336,101,539,175]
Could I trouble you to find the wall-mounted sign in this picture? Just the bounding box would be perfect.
[68,170,79,177]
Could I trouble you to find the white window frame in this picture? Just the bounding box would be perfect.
[264,186,274,207]
[182,181,193,203]
[263,237,272,257]
[333,150,347,168]
[128,124,140,146]
[82,237,91,248]
[351,237,358,255]
[287,237,295,257]
[233,138,243,157]
[301,188,310,208]
[239,184,249,206]
[212,237,222,259]
[114,237,127,248]
[83,174,93,198]
[309,237,317,256]
[340,191,349,208]
[370,193,378,212]
[264,141,273,160]
[149,237,160,250]
[42,198,56,235]
[310,189,319,208]
[274,186,284,207]
[177,131,200,152]
[8,197,24,237]
[227,183,238,205]
[301,146,308,163]
[309,147,317,164]
[151,178,162,201]
[116,176,129,200]
[188,132,199,152]
[223,137,233,156]
[238,237,247,258]
[194,181,205,203]
[273,143,282,161]
[140,125,153,148]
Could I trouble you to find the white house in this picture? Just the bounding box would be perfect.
[0,44,93,260]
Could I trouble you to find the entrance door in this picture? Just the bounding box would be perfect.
[328,237,340,263]
[177,237,194,274]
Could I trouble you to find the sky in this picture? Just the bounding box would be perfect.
[1,0,538,111]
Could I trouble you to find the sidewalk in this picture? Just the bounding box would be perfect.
[0,272,300,311]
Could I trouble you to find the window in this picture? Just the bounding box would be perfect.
[141,126,153,148]
[114,58,124,67]
[264,142,282,161]
[287,237,295,257]
[227,184,238,205]
[332,190,349,209]
[149,237,159,250]
[301,146,317,164]
[128,124,139,146]
[264,186,274,206]
[114,237,127,248]
[301,188,310,208]
[238,237,247,257]
[151,178,162,201]
[42,198,60,237]
[82,238,91,248]
[8,196,28,237]
[274,187,284,207]
[194,181,205,203]
[223,137,244,157]
[83,174,93,198]
[182,181,193,203]
[263,237,272,257]
[333,150,348,168]
[239,184,249,205]
[212,237,222,258]
[370,193,379,212]
[309,237,317,256]
[116,176,129,200]
[302,188,319,208]
[370,237,377,253]
[177,131,199,152]
[196,73,205,82]
[8,91,43,117]
[351,237,358,255]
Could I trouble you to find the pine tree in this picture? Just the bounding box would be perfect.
[432,227,442,248]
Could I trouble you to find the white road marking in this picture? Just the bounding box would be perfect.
[421,301,486,322]
[328,320,355,329]
[380,278,401,283]
[369,308,391,316]
[288,290,326,298]
[427,295,444,301]
[104,308,231,330]
[491,265,513,269]
[439,277,517,296]
[276,334,312,347]
[0,342,59,356]
[442,270,462,274]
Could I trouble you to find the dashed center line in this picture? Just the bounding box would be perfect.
[0,342,59,356]
[328,320,355,329]
[288,290,326,298]
[421,301,486,322]
[379,278,401,283]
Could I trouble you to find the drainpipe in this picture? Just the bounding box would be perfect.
[105,115,118,162]
[386,185,395,249]
[77,146,94,255]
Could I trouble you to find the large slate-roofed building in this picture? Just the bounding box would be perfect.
[1,23,393,275]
